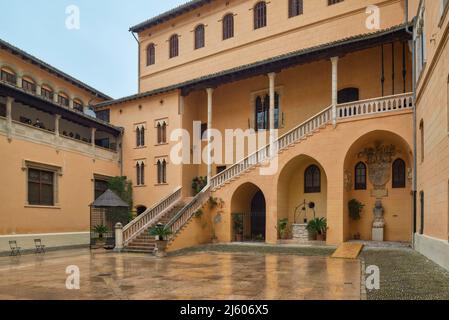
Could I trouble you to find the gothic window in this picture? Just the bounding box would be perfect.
[147,43,155,66]
[223,14,234,40]
[255,92,280,130]
[254,1,267,29]
[392,158,406,188]
[136,162,145,186]
[289,0,303,18]
[194,24,205,49]
[354,162,367,190]
[169,34,179,58]
[304,165,321,193]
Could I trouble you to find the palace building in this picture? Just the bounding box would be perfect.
[1,0,448,270]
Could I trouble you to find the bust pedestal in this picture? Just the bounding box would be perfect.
[372,227,384,241]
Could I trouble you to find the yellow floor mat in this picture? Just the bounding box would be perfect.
[331,242,364,259]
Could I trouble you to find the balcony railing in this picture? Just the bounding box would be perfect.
[337,93,413,120]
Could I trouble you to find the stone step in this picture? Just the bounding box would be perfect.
[124,248,155,254]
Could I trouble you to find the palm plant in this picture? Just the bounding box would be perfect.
[306,217,327,236]
[92,225,109,239]
[149,224,173,241]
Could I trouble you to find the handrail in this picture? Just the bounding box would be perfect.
[123,187,182,245]
[165,186,211,238]
[337,92,413,119]
[210,105,333,189]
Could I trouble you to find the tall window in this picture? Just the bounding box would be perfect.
[73,100,83,112]
[392,158,406,188]
[289,0,303,18]
[28,168,54,206]
[58,94,69,107]
[136,162,145,186]
[22,78,36,93]
[304,165,321,193]
[157,121,167,144]
[169,34,179,58]
[194,24,205,49]
[136,126,145,147]
[157,159,167,184]
[223,14,234,40]
[41,86,54,101]
[147,43,155,66]
[255,92,280,130]
[1,69,16,85]
[355,162,367,190]
[254,1,267,29]
[419,120,424,163]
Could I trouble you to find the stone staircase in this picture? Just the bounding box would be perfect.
[125,203,187,253]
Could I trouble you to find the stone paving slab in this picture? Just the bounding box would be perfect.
[0,248,360,300]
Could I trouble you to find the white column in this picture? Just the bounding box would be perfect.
[55,114,61,136]
[53,90,59,104]
[36,83,42,96]
[91,128,96,149]
[179,94,185,115]
[114,223,124,252]
[331,57,339,127]
[206,88,214,185]
[268,72,276,157]
[6,97,13,140]
[69,98,74,109]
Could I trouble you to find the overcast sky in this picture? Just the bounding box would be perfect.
[0,0,186,99]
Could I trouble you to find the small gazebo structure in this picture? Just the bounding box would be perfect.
[90,189,129,249]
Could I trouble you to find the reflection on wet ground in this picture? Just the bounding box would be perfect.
[0,249,360,300]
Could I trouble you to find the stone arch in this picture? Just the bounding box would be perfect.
[230,182,267,242]
[276,154,328,238]
[343,130,413,242]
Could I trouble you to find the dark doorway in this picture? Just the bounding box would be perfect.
[250,191,266,240]
[136,206,147,216]
[338,88,359,104]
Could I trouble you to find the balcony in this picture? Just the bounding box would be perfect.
[0,80,121,161]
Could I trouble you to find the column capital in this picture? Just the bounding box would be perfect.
[206,87,214,95]
[6,96,14,104]
[267,72,276,80]
[331,56,339,64]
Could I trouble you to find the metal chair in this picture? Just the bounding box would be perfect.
[34,239,46,254]
[9,241,21,256]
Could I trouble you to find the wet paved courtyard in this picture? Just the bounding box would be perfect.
[0,249,361,300]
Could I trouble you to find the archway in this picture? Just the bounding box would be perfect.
[230,182,266,242]
[277,154,328,240]
[136,205,147,216]
[343,130,413,242]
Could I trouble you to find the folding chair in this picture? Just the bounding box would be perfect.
[34,239,46,254]
[9,241,21,256]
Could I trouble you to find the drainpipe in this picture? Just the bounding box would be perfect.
[405,0,418,247]
[131,32,140,93]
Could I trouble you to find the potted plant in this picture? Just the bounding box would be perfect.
[277,218,289,240]
[306,217,327,241]
[348,199,365,221]
[92,225,109,246]
[149,224,172,257]
[232,214,244,242]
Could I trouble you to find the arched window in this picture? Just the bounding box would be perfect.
[392,158,406,188]
[136,163,140,185]
[73,99,83,112]
[304,165,321,193]
[146,43,155,66]
[0,67,17,85]
[194,24,205,49]
[338,87,360,104]
[58,92,69,107]
[354,162,367,190]
[136,126,145,147]
[289,0,303,18]
[41,85,54,101]
[161,122,167,143]
[223,14,234,40]
[157,160,167,184]
[254,1,267,29]
[169,34,179,58]
[162,159,167,183]
[255,92,280,131]
[22,77,36,93]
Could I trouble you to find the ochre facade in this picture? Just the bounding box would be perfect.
[1,0,449,270]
